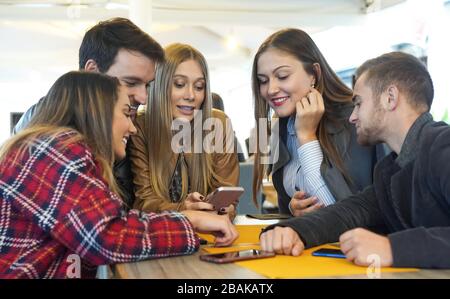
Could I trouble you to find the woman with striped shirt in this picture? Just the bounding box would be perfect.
[252,28,386,217]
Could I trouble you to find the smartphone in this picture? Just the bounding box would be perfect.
[200,249,275,264]
[206,186,244,211]
[246,213,291,220]
[312,248,346,259]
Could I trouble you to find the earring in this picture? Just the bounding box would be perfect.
[311,83,315,88]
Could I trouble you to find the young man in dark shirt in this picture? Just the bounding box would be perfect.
[260,52,450,269]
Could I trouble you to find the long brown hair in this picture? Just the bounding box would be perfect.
[145,43,220,201]
[0,71,121,195]
[251,28,353,205]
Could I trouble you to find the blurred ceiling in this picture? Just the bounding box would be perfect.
[0,0,406,82]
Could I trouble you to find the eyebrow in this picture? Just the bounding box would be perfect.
[173,74,205,81]
[120,76,144,83]
[257,65,291,77]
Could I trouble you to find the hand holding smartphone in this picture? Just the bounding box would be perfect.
[205,186,244,211]
[200,249,275,264]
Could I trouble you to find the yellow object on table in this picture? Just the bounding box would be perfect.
[199,224,265,245]
[200,225,418,278]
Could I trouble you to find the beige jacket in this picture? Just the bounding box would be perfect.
[129,109,239,213]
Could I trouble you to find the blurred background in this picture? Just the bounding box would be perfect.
[1,0,449,154]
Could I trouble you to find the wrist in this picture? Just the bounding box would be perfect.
[180,210,197,226]
[297,133,317,145]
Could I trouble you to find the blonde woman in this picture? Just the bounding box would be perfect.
[129,43,239,217]
[0,71,237,278]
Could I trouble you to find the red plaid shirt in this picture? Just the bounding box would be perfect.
[0,131,199,278]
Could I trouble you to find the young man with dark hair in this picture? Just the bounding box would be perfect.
[260,52,450,269]
[13,18,164,207]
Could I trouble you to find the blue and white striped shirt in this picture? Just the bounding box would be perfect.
[282,116,336,211]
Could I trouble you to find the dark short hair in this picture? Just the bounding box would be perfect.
[211,92,225,112]
[79,17,164,72]
[355,51,434,111]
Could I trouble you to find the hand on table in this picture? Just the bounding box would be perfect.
[339,228,393,267]
[260,226,305,256]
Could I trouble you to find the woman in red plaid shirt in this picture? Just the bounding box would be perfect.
[0,71,238,278]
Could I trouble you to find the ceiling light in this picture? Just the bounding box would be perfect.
[225,35,239,51]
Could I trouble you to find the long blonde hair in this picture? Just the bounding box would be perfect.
[0,71,121,195]
[145,43,220,200]
[251,28,354,205]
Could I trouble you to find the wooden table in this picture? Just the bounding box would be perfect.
[115,216,450,279]
[115,250,265,279]
[115,251,450,278]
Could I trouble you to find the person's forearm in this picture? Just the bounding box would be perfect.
[264,186,383,248]
[52,206,199,265]
[298,140,335,206]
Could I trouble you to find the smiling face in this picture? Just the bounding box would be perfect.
[106,49,156,108]
[112,86,137,160]
[349,73,385,146]
[256,48,315,118]
[170,59,206,121]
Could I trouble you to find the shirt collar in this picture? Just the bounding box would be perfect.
[396,112,433,168]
